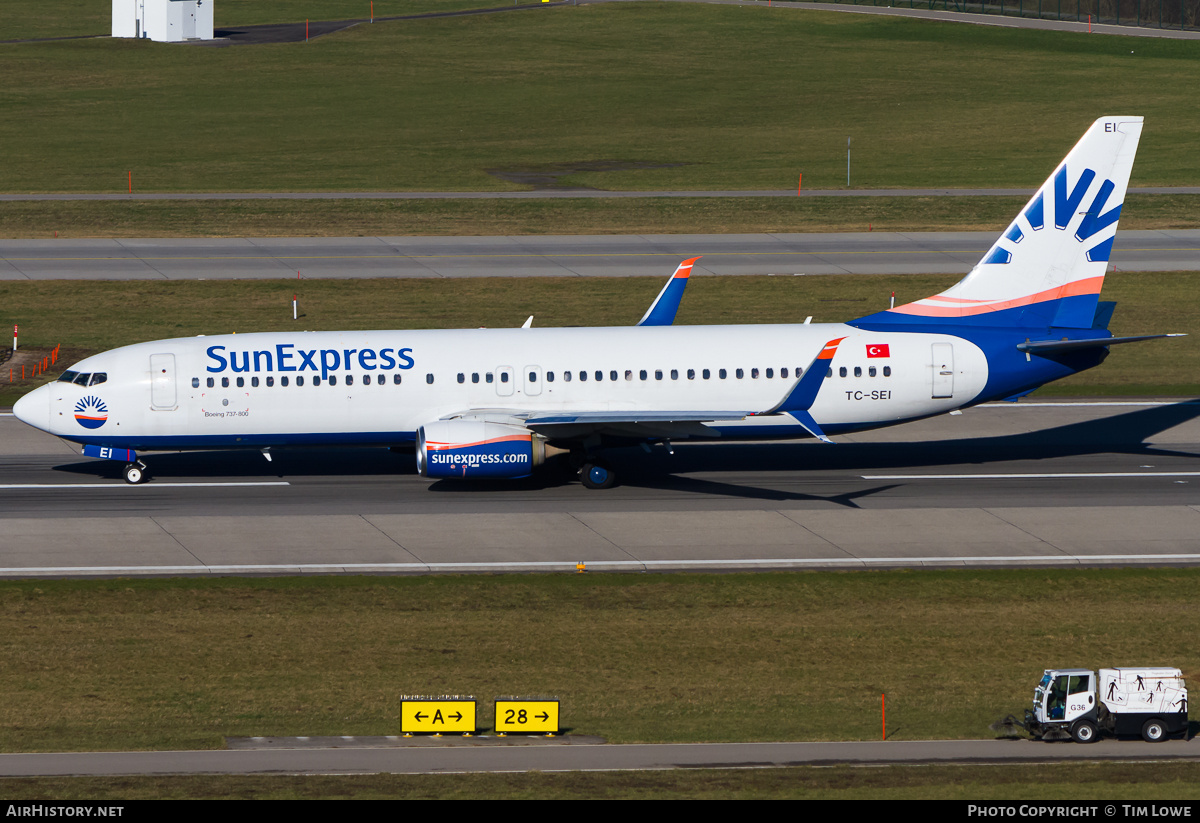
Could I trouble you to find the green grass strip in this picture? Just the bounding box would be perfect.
[1,570,1198,752]
[3,271,1198,407]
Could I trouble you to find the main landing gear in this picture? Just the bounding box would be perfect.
[570,444,617,490]
[580,459,616,490]
[123,461,149,484]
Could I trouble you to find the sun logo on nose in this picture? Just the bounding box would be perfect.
[74,395,109,429]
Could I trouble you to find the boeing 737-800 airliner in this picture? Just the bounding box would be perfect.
[13,117,1178,488]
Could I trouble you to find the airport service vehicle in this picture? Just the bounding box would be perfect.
[1020,667,1189,743]
[12,117,1180,488]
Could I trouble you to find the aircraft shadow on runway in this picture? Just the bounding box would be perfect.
[48,401,1200,497]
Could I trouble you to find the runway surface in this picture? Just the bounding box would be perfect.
[3,230,1199,280]
[3,400,1200,577]
[1,736,1197,776]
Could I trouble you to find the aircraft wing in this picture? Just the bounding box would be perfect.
[439,336,850,442]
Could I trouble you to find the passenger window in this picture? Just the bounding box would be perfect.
[781,368,789,379]
[364,374,371,385]
[267,376,275,387]
[472,373,480,383]
[457,373,465,384]
[670,369,678,380]
[854,367,862,378]
[547,372,554,382]
[766,368,773,379]
[394,374,403,384]
[595,371,602,382]
[703,369,710,380]
[330,376,338,386]
[192,377,200,388]
[687,369,695,380]
[500,372,508,383]
[655,370,663,380]
[297,376,304,386]
[222,377,229,388]
[719,369,727,379]
[426,374,434,384]
[251,376,259,387]
[839,367,847,378]
[869,367,876,377]
[579,371,587,382]
[344,375,352,386]
[751,368,759,379]
[625,370,633,381]
[883,366,892,377]
[640,370,647,381]
[826,369,832,378]
[563,371,571,382]
[237,377,245,388]
[281,376,289,387]
[484,373,492,384]
[610,370,618,381]
[529,371,538,383]
[314,377,322,386]
[736,369,744,379]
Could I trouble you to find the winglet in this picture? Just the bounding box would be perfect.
[637,257,700,326]
[757,337,845,441]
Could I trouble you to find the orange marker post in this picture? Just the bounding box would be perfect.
[797,173,802,194]
[882,694,886,740]
[128,170,132,194]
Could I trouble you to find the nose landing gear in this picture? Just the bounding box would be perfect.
[123,461,149,484]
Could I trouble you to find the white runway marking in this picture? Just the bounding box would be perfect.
[0,482,291,489]
[863,472,1200,480]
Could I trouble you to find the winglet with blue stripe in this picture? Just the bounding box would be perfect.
[637,257,699,326]
[755,337,846,443]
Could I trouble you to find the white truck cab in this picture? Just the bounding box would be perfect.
[1027,667,1188,743]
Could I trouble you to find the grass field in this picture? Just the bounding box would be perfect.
[2,271,1198,407]
[2,1,489,40]
[1,570,1197,754]
[4,193,1200,239]
[3,4,1200,194]
[7,763,1200,799]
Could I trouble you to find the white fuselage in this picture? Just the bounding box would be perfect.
[18,323,988,449]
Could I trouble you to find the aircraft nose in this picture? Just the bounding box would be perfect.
[12,384,50,432]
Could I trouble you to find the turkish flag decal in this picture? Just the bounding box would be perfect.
[866,344,890,358]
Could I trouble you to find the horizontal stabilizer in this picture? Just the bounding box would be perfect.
[1018,333,1185,354]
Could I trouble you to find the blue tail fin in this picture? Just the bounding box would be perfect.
[855,116,1143,330]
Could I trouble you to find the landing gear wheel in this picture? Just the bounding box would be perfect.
[1142,718,1167,742]
[123,463,147,485]
[1070,719,1098,744]
[581,461,616,490]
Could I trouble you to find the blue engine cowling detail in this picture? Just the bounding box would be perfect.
[417,420,550,479]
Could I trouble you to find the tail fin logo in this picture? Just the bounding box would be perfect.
[986,164,1122,266]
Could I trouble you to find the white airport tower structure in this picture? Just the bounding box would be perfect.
[112,0,214,42]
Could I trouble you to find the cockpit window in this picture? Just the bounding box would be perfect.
[89,373,107,386]
[58,371,79,383]
[73,373,91,386]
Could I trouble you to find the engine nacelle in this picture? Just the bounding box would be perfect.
[416,420,553,479]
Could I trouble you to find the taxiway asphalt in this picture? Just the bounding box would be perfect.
[2,400,1199,577]
[2,230,1199,280]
